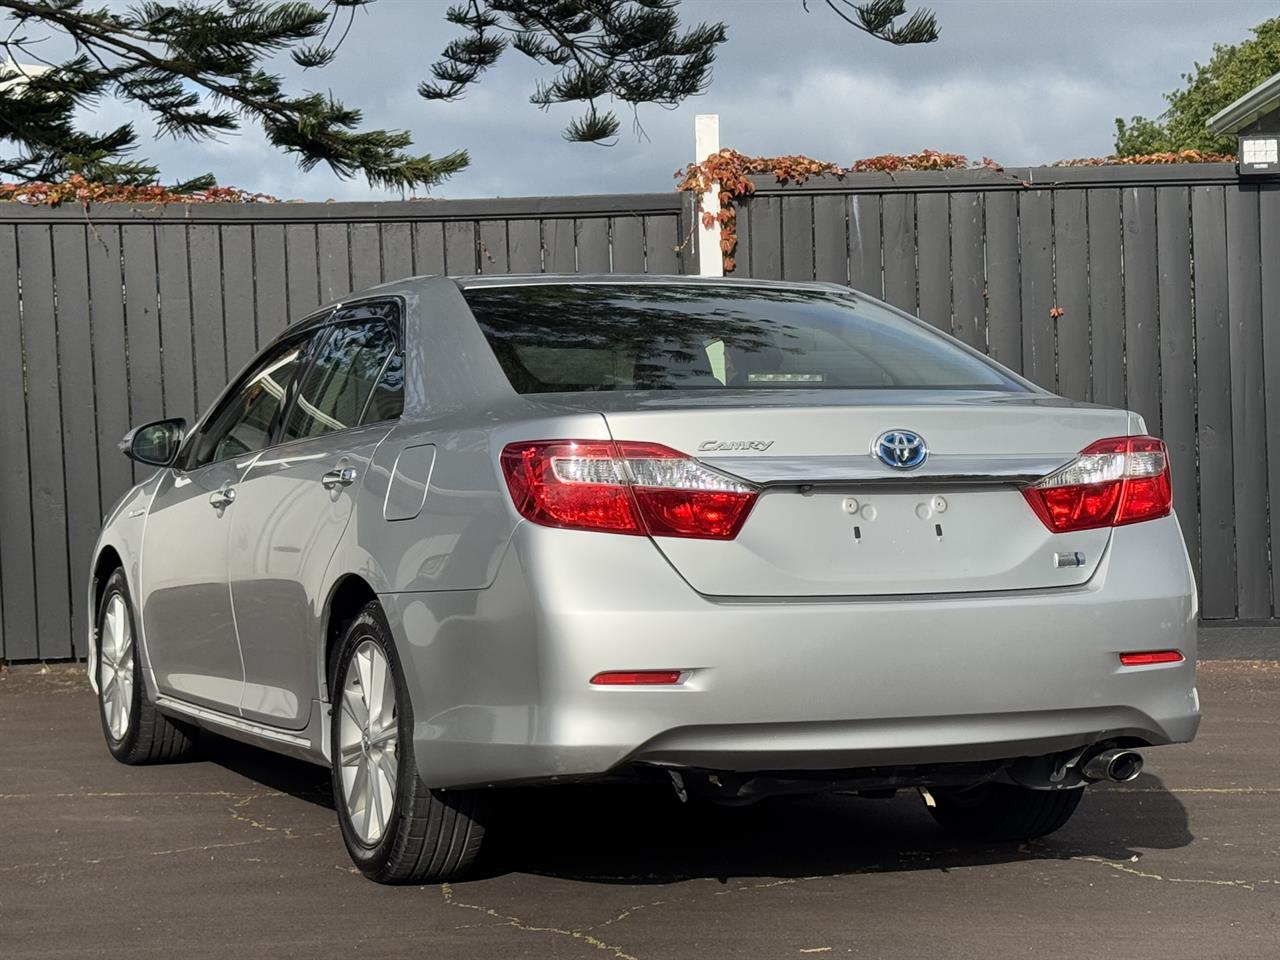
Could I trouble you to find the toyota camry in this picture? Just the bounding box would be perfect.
[88,275,1199,882]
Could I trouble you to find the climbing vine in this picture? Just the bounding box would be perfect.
[675,147,1236,272]
[0,176,279,206]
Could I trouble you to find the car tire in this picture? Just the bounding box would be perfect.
[927,782,1083,841]
[96,568,199,764]
[330,601,488,884]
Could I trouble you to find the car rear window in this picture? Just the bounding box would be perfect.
[463,283,1025,394]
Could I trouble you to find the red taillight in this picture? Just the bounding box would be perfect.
[590,670,683,685]
[1023,436,1172,533]
[1119,650,1184,666]
[499,440,757,539]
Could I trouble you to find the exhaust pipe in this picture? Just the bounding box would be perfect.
[1080,747,1144,783]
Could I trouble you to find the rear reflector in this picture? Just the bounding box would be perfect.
[1024,436,1172,533]
[1118,650,1184,666]
[590,670,683,686]
[500,440,757,539]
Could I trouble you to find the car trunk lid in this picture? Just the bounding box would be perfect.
[593,393,1130,597]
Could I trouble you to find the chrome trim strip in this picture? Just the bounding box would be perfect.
[697,453,1075,486]
[155,696,312,748]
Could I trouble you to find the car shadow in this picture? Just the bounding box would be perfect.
[199,731,335,808]
[198,733,1193,885]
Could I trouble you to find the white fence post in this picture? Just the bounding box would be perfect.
[695,114,723,278]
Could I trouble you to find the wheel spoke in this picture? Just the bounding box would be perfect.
[341,684,368,731]
[375,747,397,792]
[108,689,123,738]
[369,763,386,837]
[367,647,388,730]
[104,602,121,658]
[347,753,369,814]
[361,762,376,839]
[354,647,374,719]
[339,740,363,765]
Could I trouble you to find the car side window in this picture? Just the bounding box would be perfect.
[280,317,398,442]
[186,335,309,469]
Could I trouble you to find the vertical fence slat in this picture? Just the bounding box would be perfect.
[18,225,72,659]
[155,225,195,420]
[781,196,814,281]
[253,224,288,341]
[1226,186,1269,619]
[349,223,381,291]
[1019,191,1054,389]
[1053,191,1089,401]
[729,199,750,278]
[0,226,37,659]
[51,226,98,657]
[611,216,644,273]
[748,197,782,280]
[413,222,446,276]
[122,224,162,485]
[882,193,916,314]
[317,223,351,303]
[87,225,132,510]
[848,195,881,297]
[949,193,983,349]
[543,219,575,273]
[916,193,950,331]
[478,220,511,274]
[1087,189,1124,407]
[576,219,610,274]
[1156,186,1200,583]
[674,203,692,276]
[1261,185,1280,617]
[985,191,1021,372]
[285,224,320,318]
[444,220,477,275]
[507,220,541,273]
[812,195,848,284]
[189,224,226,416]
[1192,185,1236,619]
[644,216,678,274]
[381,222,412,282]
[1123,187,1161,436]
[221,226,256,377]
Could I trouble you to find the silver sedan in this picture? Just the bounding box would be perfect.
[89,276,1199,882]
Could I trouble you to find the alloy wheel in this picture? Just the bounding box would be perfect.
[99,593,135,741]
[338,639,399,845]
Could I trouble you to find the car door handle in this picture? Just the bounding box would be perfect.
[209,487,236,509]
[321,467,358,490]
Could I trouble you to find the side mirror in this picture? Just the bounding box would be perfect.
[119,418,186,467]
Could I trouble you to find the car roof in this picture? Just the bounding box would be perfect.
[451,273,848,294]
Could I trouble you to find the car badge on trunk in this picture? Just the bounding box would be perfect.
[873,430,928,470]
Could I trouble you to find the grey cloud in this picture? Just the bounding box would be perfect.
[50,0,1280,198]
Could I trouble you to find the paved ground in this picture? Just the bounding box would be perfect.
[2,661,1278,960]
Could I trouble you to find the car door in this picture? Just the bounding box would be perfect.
[140,333,309,714]
[228,301,405,729]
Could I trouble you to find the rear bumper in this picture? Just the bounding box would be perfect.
[383,514,1199,789]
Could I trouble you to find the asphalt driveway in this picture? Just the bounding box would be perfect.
[2,659,1277,959]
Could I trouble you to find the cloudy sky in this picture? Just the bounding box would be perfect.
[46,0,1280,199]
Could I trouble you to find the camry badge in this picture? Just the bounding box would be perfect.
[697,440,775,452]
[872,430,928,470]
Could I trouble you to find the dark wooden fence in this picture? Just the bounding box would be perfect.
[0,163,1276,661]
